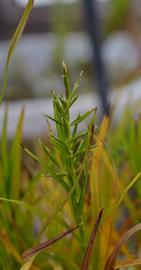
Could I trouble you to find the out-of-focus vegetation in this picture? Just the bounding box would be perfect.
[1,0,141,100]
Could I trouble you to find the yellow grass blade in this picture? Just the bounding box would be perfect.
[0,230,22,264]
[20,256,37,270]
[90,115,109,217]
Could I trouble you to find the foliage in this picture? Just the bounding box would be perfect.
[1,1,141,269]
[20,67,141,270]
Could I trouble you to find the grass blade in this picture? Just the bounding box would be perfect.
[0,230,22,264]
[0,0,34,103]
[115,258,141,269]
[20,256,37,270]
[71,108,96,127]
[111,172,141,214]
[0,197,47,218]
[23,225,79,260]
[1,104,8,174]
[9,108,24,199]
[62,61,70,99]
[104,223,141,270]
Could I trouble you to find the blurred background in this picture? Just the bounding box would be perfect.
[1,0,141,138]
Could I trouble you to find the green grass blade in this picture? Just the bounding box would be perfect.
[43,114,64,127]
[39,139,61,168]
[0,0,34,103]
[62,61,70,99]
[1,104,8,179]
[51,136,70,154]
[9,109,24,199]
[71,108,96,127]
[68,71,83,107]
[0,197,47,218]
[111,172,141,214]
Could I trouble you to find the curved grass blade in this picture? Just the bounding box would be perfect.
[104,223,141,270]
[115,258,141,269]
[0,197,47,218]
[80,209,103,270]
[110,172,141,215]
[0,0,34,103]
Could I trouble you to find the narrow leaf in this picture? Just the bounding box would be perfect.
[39,139,60,168]
[115,258,141,269]
[43,114,64,127]
[9,108,24,199]
[104,223,141,270]
[62,61,70,99]
[20,255,37,270]
[68,71,83,107]
[71,108,96,127]
[111,172,141,213]
[51,136,70,154]
[23,225,79,260]
[0,0,34,103]
[1,104,8,178]
[0,197,47,218]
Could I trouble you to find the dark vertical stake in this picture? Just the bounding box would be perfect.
[83,0,108,115]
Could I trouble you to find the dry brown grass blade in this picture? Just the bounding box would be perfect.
[104,223,141,270]
[115,258,141,269]
[23,224,79,261]
[80,208,103,270]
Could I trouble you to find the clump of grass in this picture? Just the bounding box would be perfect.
[1,0,141,269]
[21,65,141,270]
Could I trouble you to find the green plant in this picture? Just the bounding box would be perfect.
[2,0,141,269]
[23,61,96,254]
[0,106,44,269]
[21,67,141,270]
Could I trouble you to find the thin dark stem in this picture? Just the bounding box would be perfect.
[83,0,109,115]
